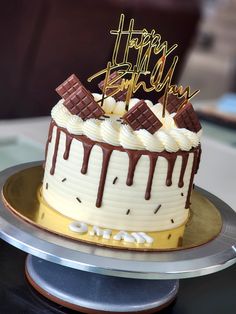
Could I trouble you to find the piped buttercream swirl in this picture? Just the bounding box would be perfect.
[51,94,202,152]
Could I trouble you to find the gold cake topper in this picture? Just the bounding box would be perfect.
[88,14,199,117]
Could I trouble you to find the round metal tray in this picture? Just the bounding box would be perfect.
[0,162,235,280]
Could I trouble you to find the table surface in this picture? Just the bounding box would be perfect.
[0,116,235,313]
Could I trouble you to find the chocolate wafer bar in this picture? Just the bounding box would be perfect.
[122,100,162,134]
[98,71,127,101]
[174,102,202,132]
[64,86,104,120]
[56,74,82,99]
[159,93,186,114]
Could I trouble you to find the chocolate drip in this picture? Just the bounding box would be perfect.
[63,134,73,160]
[50,128,61,175]
[166,155,177,186]
[47,122,200,208]
[44,121,54,161]
[185,150,199,208]
[145,156,158,200]
[96,147,112,207]
[126,151,142,186]
[81,142,94,174]
[195,145,202,174]
[178,154,189,188]
[48,120,54,142]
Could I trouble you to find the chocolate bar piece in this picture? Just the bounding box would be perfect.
[159,93,186,114]
[56,74,82,99]
[174,103,202,132]
[122,100,162,134]
[98,71,127,101]
[64,86,104,120]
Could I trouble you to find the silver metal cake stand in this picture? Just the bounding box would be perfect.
[0,162,236,313]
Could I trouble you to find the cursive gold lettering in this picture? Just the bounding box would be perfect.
[88,14,199,117]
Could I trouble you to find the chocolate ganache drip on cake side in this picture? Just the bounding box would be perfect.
[45,120,200,208]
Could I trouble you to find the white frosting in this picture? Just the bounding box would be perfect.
[67,116,83,135]
[68,221,153,243]
[102,229,112,240]
[113,231,154,244]
[89,225,103,236]
[69,221,88,234]
[113,231,135,243]
[89,226,112,239]
[135,232,154,244]
[131,232,145,243]
[51,95,202,153]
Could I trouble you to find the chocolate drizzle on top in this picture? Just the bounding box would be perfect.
[46,121,201,209]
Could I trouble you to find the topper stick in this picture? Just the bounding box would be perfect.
[162,79,170,118]
[125,66,138,111]
[88,14,199,109]
[100,91,106,107]
[100,61,112,107]
[97,95,110,104]
[162,93,167,118]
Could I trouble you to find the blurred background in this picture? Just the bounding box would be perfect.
[0,0,235,206]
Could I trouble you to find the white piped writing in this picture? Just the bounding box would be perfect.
[89,226,112,239]
[69,221,153,244]
[69,221,88,234]
[113,231,153,244]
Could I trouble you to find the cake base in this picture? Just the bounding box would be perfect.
[2,164,222,251]
[25,255,178,313]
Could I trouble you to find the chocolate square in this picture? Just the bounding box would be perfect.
[122,100,162,134]
[174,103,202,132]
[98,71,127,101]
[159,93,186,114]
[64,86,104,120]
[56,74,82,99]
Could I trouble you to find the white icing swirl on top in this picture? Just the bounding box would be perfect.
[100,120,120,146]
[51,94,202,152]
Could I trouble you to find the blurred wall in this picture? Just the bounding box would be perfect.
[0,0,201,118]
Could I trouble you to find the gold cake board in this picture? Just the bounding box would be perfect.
[1,165,222,252]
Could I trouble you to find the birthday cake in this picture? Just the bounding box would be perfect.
[42,15,202,246]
